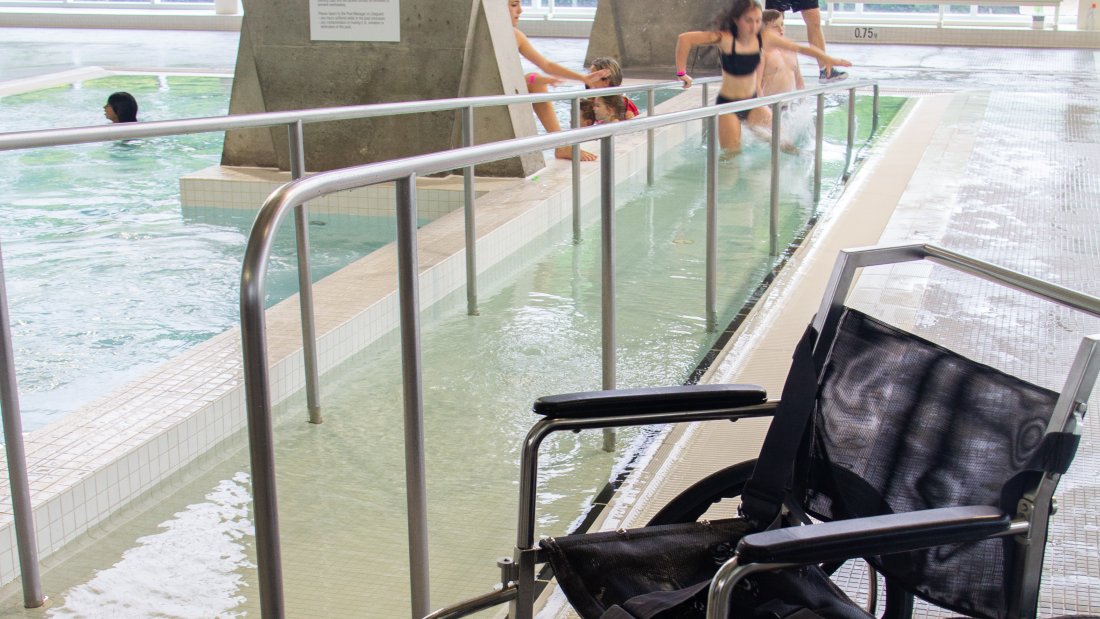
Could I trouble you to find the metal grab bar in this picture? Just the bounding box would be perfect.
[239,79,879,618]
[0,78,721,153]
[0,76,725,424]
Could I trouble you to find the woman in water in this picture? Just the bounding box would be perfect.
[104,91,138,123]
[674,0,850,156]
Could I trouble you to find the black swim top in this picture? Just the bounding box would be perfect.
[719,33,763,76]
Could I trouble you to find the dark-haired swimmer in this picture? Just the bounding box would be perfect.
[675,0,849,156]
[104,91,138,123]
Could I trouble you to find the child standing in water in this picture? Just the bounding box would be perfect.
[760,10,804,97]
[510,0,609,160]
[675,0,850,156]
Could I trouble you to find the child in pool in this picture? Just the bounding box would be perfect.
[104,92,138,123]
[675,0,850,156]
[760,10,805,98]
[583,57,639,124]
[591,95,627,124]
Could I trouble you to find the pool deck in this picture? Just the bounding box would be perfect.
[547,47,1100,616]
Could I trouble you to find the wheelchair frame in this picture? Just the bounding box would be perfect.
[427,243,1100,619]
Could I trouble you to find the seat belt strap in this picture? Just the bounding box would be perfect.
[741,322,822,528]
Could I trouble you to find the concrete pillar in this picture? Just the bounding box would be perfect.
[586,0,728,75]
[222,0,543,177]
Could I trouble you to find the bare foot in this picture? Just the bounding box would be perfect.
[556,146,597,161]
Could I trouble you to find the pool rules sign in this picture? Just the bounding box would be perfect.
[310,0,400,42]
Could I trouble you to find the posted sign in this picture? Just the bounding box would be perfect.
[310,0,401,42]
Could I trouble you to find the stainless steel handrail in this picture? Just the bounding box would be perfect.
[0,74,725,610]
[239,79,878,618]
[0,77,724,426]
[0,80,718,152]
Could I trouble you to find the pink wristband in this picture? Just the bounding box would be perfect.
[676,71,687,77]
[527,73,537,85]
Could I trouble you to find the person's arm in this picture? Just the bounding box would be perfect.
[762,31,851,69]
[755,52,766,95]
[515,28,607,86]
[675,30,722,88]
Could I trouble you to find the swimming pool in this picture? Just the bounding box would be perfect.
[0,75,401,430]
[0,94,906,617]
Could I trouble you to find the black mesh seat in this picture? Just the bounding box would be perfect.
[509,244,1100,619]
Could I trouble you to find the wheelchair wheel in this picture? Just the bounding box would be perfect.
[645,459,758,526]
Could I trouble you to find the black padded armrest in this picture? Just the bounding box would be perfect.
[533,384,768,419]
[736,506,1013,565]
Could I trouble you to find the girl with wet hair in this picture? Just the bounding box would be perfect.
[104,92,138,123]
[675,0,850,155]
[583,57,638,123]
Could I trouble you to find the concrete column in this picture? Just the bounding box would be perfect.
[586,0,728,75]
[222,0,543,177]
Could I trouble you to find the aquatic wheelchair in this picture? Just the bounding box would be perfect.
[429,243,1100,619]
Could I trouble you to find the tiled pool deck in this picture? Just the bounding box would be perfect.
[0,27,1098,617]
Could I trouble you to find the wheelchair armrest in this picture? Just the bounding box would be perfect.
[532,384,768,419]
[736,505,1013,565]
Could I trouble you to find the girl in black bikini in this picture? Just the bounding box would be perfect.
[674,0,851,156]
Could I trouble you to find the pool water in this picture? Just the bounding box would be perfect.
[0,76,395,430]
[0,95,906,617]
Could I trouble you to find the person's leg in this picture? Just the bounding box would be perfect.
[800,6,845,80]
[800,7,827,71]
[718,113,743,157]
[529,77,597,161]
[744,106,778,143]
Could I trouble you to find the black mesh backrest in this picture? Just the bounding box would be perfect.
[805,309,1061,619]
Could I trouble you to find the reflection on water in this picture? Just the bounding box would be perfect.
[45,473,254,619]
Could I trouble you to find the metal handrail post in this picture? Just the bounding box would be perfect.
[462,106,479,316]
[646,88,656,187]
[813,93,825,204]
[240,243,286,618]
[288,121,322,424]
[769,104,782,257]
[871,84,880,137]
[0,244,43,610]
[572,98,582,243]
[600,136,617,453]
[705,115,719,333]
[701,82,711,135]
[396,175,432,619]
[845,87,857,175]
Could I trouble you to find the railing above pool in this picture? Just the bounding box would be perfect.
[237,79,880,619]
[0,77,712,612]
[0,76,879,615]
